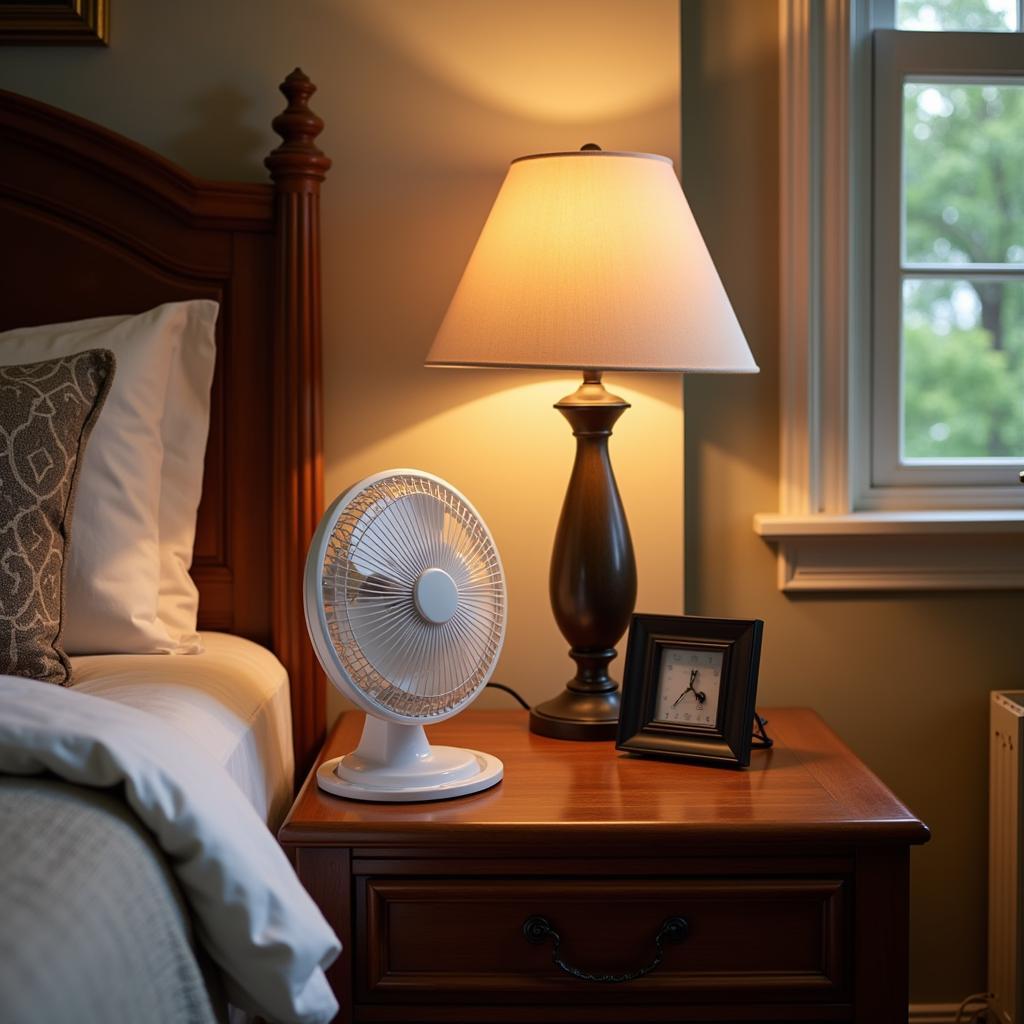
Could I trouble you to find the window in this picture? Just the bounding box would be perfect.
[896,0,1019,32]
[872,12,1024,505]
[755,0,1024,590]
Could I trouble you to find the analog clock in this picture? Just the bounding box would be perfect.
[616,614,765,769]
[653,647,723,728]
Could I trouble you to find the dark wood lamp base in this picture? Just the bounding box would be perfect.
[530,370,637,741]
[529,684,620,740]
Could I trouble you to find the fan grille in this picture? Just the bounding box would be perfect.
[320,473,505,718]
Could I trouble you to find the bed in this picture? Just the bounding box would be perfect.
[72,632,295,828]
[0,72,337,1023]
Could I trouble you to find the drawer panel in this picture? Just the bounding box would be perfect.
[357,876,848,1006]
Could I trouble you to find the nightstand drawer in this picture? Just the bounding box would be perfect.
[357,875,849,1007]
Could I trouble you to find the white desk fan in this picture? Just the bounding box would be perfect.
[304,469,507,802]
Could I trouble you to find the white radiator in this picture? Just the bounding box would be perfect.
[991,692,1024,1024]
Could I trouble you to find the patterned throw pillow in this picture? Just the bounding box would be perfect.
[0,350,115,684]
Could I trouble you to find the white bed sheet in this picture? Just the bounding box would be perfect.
[71,633,293,829]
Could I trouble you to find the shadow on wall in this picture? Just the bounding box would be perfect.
[348,0,678,124]
[680,0,781,597]
[172,85,266,174]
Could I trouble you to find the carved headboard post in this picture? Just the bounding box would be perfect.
[266,69,331,781]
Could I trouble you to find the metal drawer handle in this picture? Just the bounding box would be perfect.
[522,914,688,984]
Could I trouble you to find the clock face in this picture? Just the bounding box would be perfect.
[653,647,724,729]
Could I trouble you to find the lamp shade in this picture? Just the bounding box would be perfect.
[427,149,758,373]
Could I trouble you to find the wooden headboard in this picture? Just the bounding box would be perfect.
[0,71,329,779]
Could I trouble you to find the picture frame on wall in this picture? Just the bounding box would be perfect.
[616,614,765,768]
[0,0,108,45]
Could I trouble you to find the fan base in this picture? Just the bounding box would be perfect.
[317,748,502,802]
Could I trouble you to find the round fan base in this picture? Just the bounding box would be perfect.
[317,748,503,803]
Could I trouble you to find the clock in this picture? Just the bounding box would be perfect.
[654,648,724,728]
[616,614,765,768]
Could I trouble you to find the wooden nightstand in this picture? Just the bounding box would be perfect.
[280,709,928,1024]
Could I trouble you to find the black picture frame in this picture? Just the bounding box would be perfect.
[616,614,764,768]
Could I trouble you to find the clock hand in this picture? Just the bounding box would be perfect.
[687,669,707,707]
[673,668,702,707]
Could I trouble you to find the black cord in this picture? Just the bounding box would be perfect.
[486,682,530,710]
[483,688,771,747]
[750,714,774,750]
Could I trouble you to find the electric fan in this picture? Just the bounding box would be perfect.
[304,469,507,802]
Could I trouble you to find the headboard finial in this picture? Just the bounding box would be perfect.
[265,69,331,184]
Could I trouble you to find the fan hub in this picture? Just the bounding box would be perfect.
[414,567,459,624]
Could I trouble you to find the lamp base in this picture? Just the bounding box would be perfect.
[529,686,620,741]
[534,371,636,742]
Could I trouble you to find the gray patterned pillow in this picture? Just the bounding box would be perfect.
[0,350,115,684]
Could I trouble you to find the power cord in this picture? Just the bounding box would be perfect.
[955,991,992,1023]
[485,682,530,710]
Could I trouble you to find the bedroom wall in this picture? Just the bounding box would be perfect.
[681,0,1024,1006]
[0,4,683,715]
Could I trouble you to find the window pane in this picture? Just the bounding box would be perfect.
[904,82,1024,265]
[897,0,1018,31]
[902,278,1024,459]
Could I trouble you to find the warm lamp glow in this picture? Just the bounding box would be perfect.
[426,150,758,374]
[351,0,678,123]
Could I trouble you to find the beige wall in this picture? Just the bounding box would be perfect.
[682,0,1024,1005]
[0,4,682,719]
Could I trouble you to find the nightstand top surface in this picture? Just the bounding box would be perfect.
[279,708,928,849]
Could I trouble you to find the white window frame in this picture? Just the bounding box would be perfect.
[754,0,1024,591]
[873,29,1024,499]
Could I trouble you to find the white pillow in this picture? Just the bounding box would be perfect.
[0,301,218,655]
[154,302,217,653]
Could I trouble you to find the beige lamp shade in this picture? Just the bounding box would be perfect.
[427,149,758,373]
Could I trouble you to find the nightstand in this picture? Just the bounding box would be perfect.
[280,709,928,1024]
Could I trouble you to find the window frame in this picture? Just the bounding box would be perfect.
[754,0,1024,591]
[871,29,1024,502]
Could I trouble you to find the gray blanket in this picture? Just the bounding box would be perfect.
[0,777,221,1024]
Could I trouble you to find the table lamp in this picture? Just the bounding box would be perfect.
[426,146,757,740]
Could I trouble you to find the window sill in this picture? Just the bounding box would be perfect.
[753,511,1024,591]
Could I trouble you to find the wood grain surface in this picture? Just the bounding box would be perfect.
[280,708,929,850]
